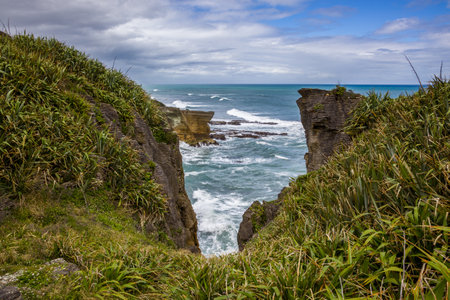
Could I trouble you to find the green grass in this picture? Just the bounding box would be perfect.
[1,33,448,299]
[0,33,170,215]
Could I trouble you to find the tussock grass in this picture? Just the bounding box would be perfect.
[0,33,170,214]
[1,33,448,299]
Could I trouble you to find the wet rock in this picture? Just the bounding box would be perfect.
[209,121,226,125]
[297,88,363,172]
[210,130,287,140]
[0,286,22,300]
[210,133,226,140]
[228,120,242,125]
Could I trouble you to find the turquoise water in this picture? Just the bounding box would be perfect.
[147,84,420,255]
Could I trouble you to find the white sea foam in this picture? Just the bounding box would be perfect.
[204,156,270,165]
[275,154,289,160]
[219,97,231,101]
[172,100,189,109]
[152,89,159,92]
[185,171,207,177]
[187,93,193,96]
[192,189,248,254]
[226,108,300,127]
[210,95,220,99]
[171,100,204,109]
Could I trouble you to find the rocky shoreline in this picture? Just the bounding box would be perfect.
[164,108,289,145]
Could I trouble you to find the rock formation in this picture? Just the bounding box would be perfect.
[238,87,363,251]
[95,101,200,253]
[297,87,363,172]
[163,107,216,146]
[237,188,287,251]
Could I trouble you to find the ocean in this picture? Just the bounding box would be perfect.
[146,84,421,255]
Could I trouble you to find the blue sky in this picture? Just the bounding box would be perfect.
[1,0,449,84]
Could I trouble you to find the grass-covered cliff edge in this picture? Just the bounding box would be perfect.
[1,34,448,299]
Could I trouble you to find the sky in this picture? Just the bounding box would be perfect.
[0,0,449,84]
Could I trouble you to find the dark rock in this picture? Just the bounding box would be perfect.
[297,88,363,172]
[96,101,200,253]
[209,121,226,125]
[237,199,281,251]
[210,120,278,126]
[0,286,22,300]
[236,133,259,139]
[210,133,226,140]
[228,120,242,125]
[211,130,287,140]
[163,107,216,146]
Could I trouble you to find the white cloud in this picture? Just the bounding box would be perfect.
[0,1,447,84]
[376,18,420,34]
[313,5,356,18]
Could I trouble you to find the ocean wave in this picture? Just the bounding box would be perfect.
[199,156,270,165]
[171,100,204,109]
[192,189,248,254]
[152,89,159,92]
[185,171,207,177]
[219,97,231,101]
[275,154,289,160]
[226,108,300,127]
[210,95,220,99]
[187,93,193,96]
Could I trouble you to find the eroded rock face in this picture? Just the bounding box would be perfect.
[237,188,287,251]
[163,107,216,146]
[96,101,200,253]
[297,88,363,172]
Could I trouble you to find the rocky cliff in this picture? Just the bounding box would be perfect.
[163,107,216,146]
[297,87,363,172]
[237,188,286,251]
[97,102,200,253]
[237,87,363,250]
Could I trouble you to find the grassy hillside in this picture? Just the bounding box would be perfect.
[1,34,448,299]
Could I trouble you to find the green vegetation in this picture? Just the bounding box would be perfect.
[0,33,169,214]
[312,103,324,111]
[333,85,347,97]
[1,33,448,299]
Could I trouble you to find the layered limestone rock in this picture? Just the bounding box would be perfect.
[95,101,200,253]
[297,88,363,172]
[163,107,216,146]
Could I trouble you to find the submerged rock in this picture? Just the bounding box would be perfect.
[297,87,363,172]
[210,130,287,140]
